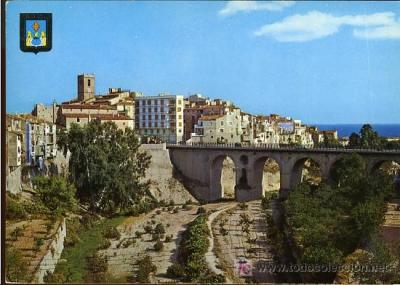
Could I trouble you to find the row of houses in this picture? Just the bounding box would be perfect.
[29,73,339,147]
[7,114,57,169]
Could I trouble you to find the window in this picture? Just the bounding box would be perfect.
[88,79,91,87]
[221,121,224,126]
[155,122,158,127]
[161,115,165,120]
[142,108,146,113]
[77,118,80,123]
[154,107,158,112]
[178,115,182,119]
[179,122,182,127]
[148,115,152,120]
[211,136,213,139]
[220,129,224,133]
[148,107,151,112]
[178,129,182,133]
[142,115,146,120]
[177,107,182,112]
[147,100,151,105]
[178,100,182,105]
[155,115,159,120]
[161,107,164,112]
[231,134,233,138]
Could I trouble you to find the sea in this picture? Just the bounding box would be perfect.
[313,124,400,138]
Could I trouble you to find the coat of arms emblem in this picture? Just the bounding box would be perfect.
[20,13,52,54]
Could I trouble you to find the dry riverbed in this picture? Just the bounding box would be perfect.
[99,202,234,283]
[212,200,275,283]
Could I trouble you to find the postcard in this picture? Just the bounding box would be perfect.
[3,1,400,284]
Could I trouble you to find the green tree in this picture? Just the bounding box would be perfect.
[360,124,382,149]
[32,176,77,215]
[58,121,151,214]
[348,132,361,148]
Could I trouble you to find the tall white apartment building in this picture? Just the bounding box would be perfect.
[135,94,184,143]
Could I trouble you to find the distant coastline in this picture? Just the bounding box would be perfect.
[313,124,400,138]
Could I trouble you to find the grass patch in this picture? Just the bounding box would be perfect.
[54,216,124,282]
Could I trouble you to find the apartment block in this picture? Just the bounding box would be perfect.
[135,94,184,143]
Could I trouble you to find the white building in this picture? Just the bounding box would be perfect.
[135,94,184,143]
[191,108,242,144]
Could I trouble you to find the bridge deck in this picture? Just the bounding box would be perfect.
[166,143,400,155]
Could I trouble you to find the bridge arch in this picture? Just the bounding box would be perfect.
[369,159,400,175]
[253,156,282,196]
[290,156,323,189]
[210,154,237,199]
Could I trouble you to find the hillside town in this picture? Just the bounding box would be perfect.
[6,73,342,194]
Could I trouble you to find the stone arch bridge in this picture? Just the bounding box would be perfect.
[167,143,400,202]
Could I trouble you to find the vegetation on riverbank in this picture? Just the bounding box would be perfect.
[166,215,225,283]
[284,153,400,283]
[45,215,125,283]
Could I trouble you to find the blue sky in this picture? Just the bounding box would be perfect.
[6,1,400,124]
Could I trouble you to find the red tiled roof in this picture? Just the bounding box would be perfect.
[200,114,224,121]
[61,104,116,110]
[64,113,131,120]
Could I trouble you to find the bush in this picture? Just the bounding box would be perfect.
[173,207,179,214]
[144,225,153,234]
[97,239,111,250]
[169,200,175,206]
[122,239,135,248]
[102,226,120,239]
[197,207,207,215]
[156,209,162,215]
[165,235,173,242]
[154,240,164,251]
[166,263,186,279]
[135,231,142,238]
[85,253,108,283]
[32,176,77,214]
[133,255,156,283]
[6,197,27,220]
[154,223,165,234]
[5,247,28,282]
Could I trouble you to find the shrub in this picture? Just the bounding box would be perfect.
[154,223,165,234]
[144,225,153,234]
[103,226,120,239]
[169,200,175,206]
[152,233,161,241]
[5,197,27,220]
[97,239,111,250]
[154,240,164,251]
[197,207,207,215]
[85,253,108,283]
[166,263,186,279]
[135,231,142,238]
[133,255,156,283]
[239,202,248,210]
[156,209,162,215]
[5,247,28,282]
[122,239,135,248]
[165,235,173,242]
[173,207,179,214]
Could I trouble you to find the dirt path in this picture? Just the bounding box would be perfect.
[205,203,237,282]
[212,200,276,283]
[99,202,235,283]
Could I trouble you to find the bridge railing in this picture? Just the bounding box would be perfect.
[166,142,400,153]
